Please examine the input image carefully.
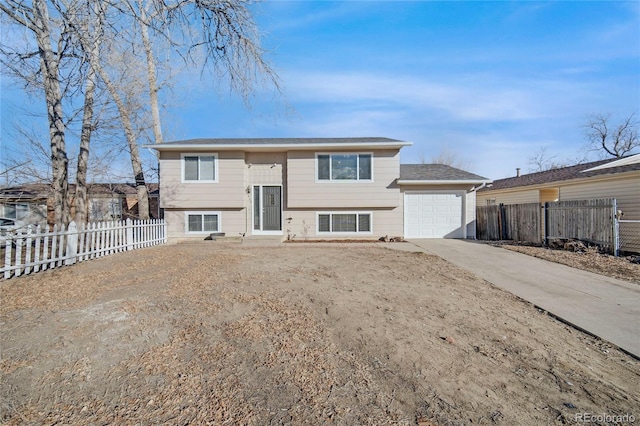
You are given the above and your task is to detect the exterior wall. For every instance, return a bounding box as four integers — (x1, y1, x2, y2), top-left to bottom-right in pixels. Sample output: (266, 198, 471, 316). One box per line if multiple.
(0, 201, 47, 227)
(559, 173, 640, 219)
(476, 189, 540, 206)
(159, 150, 245, 209)
(286, 149, 401, 208)
(164, 208, 247, 241)
(477, 172, 640, 220)
(246, 152, 285, 186)
(466, 190, 477, 239)
(399, 184, 478, 239)
(283, 208, 403, 240)
(539, 188, 559, 203)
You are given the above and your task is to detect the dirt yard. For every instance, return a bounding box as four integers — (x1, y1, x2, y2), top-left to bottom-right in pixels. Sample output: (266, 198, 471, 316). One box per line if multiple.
(494, 243, 640, 285)
(1, 243, 638, 425)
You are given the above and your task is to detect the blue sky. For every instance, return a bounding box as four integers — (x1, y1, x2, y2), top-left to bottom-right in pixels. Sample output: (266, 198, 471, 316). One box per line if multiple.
(2, 1, 639, 180)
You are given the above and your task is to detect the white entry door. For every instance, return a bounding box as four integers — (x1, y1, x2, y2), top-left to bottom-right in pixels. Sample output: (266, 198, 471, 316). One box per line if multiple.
(405, 192, 464, 238)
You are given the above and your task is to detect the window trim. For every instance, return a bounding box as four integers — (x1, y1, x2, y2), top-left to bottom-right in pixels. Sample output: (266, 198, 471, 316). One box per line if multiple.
(316, 211, 373, 234)
(315, 152, 374, 183)
(184, 211, 222, 234)
(181, 153, 218, 183)
(2, 203, 30, 220)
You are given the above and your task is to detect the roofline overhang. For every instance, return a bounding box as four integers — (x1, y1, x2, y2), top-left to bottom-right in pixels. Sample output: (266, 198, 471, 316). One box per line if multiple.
(581, 154, 640, 172)
(145, 141, 413, 151)
(398, 179, 492, 185)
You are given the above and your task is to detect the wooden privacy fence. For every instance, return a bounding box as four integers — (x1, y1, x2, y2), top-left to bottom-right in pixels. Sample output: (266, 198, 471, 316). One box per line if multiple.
(476, 203, 541, 243)
(1, 218, 167, 280)
(545, 198, 617, 252)
(476, 198, 620, 254)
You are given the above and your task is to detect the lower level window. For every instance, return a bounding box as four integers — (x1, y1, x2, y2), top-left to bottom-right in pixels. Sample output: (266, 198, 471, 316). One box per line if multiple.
(187, 212, 220, 233)
(318, 213, 371, 233)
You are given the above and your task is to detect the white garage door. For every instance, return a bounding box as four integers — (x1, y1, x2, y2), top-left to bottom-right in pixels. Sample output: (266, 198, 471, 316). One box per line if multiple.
(405, 192, 464, 238)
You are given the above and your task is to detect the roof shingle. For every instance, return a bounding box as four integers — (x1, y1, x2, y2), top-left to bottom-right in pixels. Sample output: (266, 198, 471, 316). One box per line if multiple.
(479, 156, 640, 192)
(399, 164, 489, 181)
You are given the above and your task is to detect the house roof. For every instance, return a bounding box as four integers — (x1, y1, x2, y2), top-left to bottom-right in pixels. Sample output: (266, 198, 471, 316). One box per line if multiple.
(398, 164, 490, 184)
(149, 137, 412, 151)
(0, 183, 160, 200)
(479, 156, 640, 192)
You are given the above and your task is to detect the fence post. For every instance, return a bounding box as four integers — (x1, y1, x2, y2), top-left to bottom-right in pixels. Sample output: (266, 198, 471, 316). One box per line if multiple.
(163, 220, 168, 244)
(613, 199, 620, 257)
(65, 221, 78, 265)
(126, 218, 134, 251)
(4, 237, 12, 279)
(498, 203, 506, 240)
(543, 202, 549, 247)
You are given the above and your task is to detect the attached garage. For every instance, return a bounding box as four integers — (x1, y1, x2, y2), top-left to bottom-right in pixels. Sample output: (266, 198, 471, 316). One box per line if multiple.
(404, 191, 464, 238)
(398, 164, 491, 240)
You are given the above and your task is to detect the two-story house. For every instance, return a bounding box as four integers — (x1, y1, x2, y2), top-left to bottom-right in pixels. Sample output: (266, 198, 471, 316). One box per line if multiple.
(151, 137, 490, 241)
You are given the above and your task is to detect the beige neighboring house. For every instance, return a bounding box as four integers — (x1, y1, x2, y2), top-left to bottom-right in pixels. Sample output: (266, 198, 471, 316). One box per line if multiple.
(150, 138, 490, 241)
(476, 154, 640, 219)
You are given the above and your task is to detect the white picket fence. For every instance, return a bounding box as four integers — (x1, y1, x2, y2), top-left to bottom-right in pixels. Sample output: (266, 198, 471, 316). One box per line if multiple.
(1, 219, 167, 280)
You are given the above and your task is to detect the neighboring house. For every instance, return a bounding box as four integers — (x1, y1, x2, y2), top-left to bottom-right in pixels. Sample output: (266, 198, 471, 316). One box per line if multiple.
(150, 137, 490, 241)
(476, 154, 640, 221)
(0, 184, 49, 226)
(0, 183, 160, 227)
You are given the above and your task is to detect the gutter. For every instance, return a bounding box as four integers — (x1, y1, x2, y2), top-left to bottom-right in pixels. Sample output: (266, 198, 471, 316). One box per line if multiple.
(397, 179, 492, 185)
(144, 142, 413, 151)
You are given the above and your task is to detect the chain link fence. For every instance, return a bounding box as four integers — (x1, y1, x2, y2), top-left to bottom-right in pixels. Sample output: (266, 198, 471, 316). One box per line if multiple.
(618, 220, 640, 255)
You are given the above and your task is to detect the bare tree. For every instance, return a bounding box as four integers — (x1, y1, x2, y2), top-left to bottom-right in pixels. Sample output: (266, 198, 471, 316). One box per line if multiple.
(428, 147, 472, 170)
(74, 14, 102, 223)
(3, 0, 283, 224)
(527, 147, 568, 172)
(114, 0, 282, 146)
(585, 113, 639, 159)
(1, 0, 71, 226)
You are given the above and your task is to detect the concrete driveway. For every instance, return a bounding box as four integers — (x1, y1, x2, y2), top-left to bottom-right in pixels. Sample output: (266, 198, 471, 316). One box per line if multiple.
(406, 239, 640, 358)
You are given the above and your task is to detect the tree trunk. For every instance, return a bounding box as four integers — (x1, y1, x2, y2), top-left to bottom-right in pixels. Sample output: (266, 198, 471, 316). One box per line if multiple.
(33, 0, 70, 227)
(74, 3, 103, 224)
(94, 66, 150, 219)
(75, 59, 97, 224)
(138, 3, 163, 145)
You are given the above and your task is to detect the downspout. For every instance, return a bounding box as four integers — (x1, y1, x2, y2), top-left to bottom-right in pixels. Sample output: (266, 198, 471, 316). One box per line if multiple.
(469, 182, 488, 192)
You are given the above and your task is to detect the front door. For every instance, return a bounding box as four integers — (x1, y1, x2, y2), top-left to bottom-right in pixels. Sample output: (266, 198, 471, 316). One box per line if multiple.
(253, 185, 282, 232)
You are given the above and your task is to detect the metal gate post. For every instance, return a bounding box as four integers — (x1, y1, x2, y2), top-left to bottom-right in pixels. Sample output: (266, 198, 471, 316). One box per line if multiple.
(613, 199, 620, 257)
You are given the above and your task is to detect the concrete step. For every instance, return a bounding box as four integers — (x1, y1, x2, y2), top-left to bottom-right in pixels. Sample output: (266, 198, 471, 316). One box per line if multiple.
(177, 236, 242, 244)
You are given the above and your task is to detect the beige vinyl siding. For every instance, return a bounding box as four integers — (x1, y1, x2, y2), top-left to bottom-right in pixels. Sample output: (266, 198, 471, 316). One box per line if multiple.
(286, 150, 400, 208)
(284, 208, 403, 239)
(559, 173, 640, 219)
(164, 208, 246, 241)
(466, 190, 477, 238)
(246, 152, 285, 186)
(476, 189, 540, 206)
(160, 151, 245, 209)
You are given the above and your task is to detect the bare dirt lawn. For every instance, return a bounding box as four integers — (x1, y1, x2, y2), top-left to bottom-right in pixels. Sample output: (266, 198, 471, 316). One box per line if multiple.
(494, 244, 640, 285)
(1, 244, 638, 425)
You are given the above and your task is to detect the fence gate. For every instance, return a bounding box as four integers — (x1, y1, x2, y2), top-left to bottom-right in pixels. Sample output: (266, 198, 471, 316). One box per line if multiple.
(544, 198, 617, 253)
(617, 219, 640, 255)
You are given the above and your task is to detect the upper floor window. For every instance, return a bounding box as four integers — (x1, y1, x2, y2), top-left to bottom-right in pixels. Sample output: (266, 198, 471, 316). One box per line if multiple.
(182, 154, 217, 182)
(317, 153, 372, 181)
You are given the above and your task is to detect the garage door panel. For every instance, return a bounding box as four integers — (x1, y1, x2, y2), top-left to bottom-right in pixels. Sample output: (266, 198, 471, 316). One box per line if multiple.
(405, 192, 464, 239)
